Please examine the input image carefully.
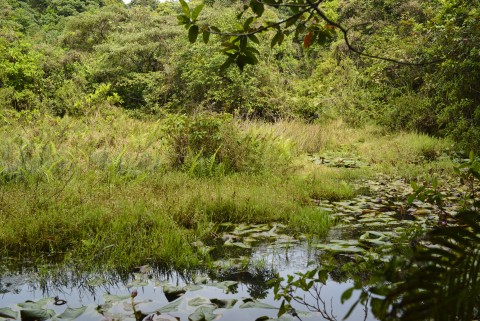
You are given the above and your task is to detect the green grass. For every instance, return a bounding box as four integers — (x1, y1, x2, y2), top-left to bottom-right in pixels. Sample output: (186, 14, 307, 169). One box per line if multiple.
(0, 110, 456, 271)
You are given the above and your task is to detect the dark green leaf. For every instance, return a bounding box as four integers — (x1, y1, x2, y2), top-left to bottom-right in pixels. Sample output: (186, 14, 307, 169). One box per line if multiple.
(243, 16, 254, 30)
(177, 14, 190, 26)
(343, 300, 359, 320)
(341, 287, 354, 303)
(250, 0, 264, 17)
(285, 14, 301, 28)
(240, 36, 247, 51)
(202, 31, 210, 44)
(295, 24, 306, 38)
(278, 300, 287, 316)
(179, 0, 190, 18)
(191, 3, 204, 20)
(245, 46, 260, 55)
(248, 34, 260, 44)
(189, 25, 199, 43)
(20, 309, 56, 321)
(271, 32, 282, 48)
(236, 58, 246, 71)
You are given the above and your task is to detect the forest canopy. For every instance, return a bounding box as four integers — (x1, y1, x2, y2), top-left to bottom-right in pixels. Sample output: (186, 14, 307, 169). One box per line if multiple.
(0, 0, 479, 150)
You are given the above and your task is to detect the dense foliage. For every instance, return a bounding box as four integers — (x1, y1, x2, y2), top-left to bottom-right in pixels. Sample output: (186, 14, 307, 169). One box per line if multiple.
(0, 0, 478, 150)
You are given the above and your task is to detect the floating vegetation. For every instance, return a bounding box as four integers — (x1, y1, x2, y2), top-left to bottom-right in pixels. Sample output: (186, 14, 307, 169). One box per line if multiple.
(311, 174, 474, 259)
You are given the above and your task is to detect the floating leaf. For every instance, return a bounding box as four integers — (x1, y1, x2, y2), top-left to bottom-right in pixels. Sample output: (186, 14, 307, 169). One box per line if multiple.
(194, 276, 209, 285)
(239, 299, 276, 309)
(87, 276, 106, 287)
(163, 285, 186, 302)
(157, 298, 183, 313)
(224, 239, 251, 249)
(57, 306, 87, 320)
(155, 280, 170, 287)
(20, 309, 56, 321)
(188, 306, 217, 321)
(314, 243, 365, 253)
(104, 294, 131, 303)
(210, 281, 238, 291)
(188, 297, 213, 308)
(184, 284, 203, 292)
(127, 279, 149, 287)
(18, 298, 52, 309)
(144, 313, 179, 321)
(0, 308, 18, 319)
(210, 298, 237, 309)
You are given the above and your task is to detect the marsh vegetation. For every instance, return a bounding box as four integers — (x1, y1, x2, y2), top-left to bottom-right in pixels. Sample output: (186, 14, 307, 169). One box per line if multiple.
(1, 0, 479, 319)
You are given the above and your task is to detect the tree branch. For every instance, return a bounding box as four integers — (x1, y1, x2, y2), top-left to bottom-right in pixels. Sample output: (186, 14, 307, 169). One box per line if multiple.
(304, 0, 443, 66)
(205, 3, 317, 37)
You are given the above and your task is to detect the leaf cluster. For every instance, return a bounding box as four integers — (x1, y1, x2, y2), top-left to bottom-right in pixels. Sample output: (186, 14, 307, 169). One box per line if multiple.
(177, 0, 338, 70)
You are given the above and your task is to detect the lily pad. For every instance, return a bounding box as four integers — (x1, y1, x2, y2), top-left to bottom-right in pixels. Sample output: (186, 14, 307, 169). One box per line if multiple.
(87, 276, 106, 286)
(163, 285, 186, 301)
(193, 276, 209, 285)
(143, 312, 179, 321)
(210, 298, 237, 309)
(17, 298, 51, 309)
(20, 309, 56, 321)
(239, 299, 277, 309)
(188, 297, 214, 308)
(0, 307, 18, 319)
(314, 243, 365, 254)
(155, 280, 170, 287)
(188, 306, 218, 321)
(210, 281, 238, 291)
(57, 306, 87, 320)
(224, 239, 251, 249)
(157, 298, 183, 313)
(184, 284, 203, 292)
(104, 294, 131, 303)
(127, 279, 149, 287)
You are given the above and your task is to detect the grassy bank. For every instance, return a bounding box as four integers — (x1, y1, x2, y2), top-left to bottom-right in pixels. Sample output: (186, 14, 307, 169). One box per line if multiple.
(0, 110, 454, 270)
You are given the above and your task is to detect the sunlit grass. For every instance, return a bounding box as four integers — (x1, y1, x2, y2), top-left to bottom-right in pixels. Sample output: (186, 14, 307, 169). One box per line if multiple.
(0, 111, 456, 270)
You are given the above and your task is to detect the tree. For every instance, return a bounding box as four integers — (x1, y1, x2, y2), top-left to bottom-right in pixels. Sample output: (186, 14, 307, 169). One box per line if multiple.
(177, 0, 443, 71)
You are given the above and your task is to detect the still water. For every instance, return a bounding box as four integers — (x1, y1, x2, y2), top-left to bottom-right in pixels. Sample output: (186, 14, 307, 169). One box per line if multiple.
(1, 236, 377, 321)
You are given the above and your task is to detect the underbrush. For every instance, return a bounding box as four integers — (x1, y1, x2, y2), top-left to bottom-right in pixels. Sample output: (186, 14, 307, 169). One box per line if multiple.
(0, 111, 456, 270)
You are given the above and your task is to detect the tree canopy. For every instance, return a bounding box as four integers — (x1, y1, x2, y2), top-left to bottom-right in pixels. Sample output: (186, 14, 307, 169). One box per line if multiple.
(0, 0, 478, 150)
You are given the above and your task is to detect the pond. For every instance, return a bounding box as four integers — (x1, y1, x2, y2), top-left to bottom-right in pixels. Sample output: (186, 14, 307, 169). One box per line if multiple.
(2, 172, 468, 321)
(1, 227, 375, 321)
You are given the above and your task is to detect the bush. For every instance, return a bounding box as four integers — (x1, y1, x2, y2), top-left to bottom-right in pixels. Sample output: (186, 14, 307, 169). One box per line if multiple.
(162, 112, 293, 176)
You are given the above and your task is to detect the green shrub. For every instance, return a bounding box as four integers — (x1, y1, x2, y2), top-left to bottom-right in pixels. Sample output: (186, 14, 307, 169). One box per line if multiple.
(162, 112, 294, 175)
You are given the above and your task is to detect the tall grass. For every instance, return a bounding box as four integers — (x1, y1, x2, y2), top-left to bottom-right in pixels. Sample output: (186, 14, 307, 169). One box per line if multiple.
(0, 111, 455, 270)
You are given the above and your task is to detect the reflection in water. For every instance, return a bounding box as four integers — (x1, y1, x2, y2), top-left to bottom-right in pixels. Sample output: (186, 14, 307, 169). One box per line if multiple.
(0, 237, 378, 321)
(212, 265, 276, 299)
